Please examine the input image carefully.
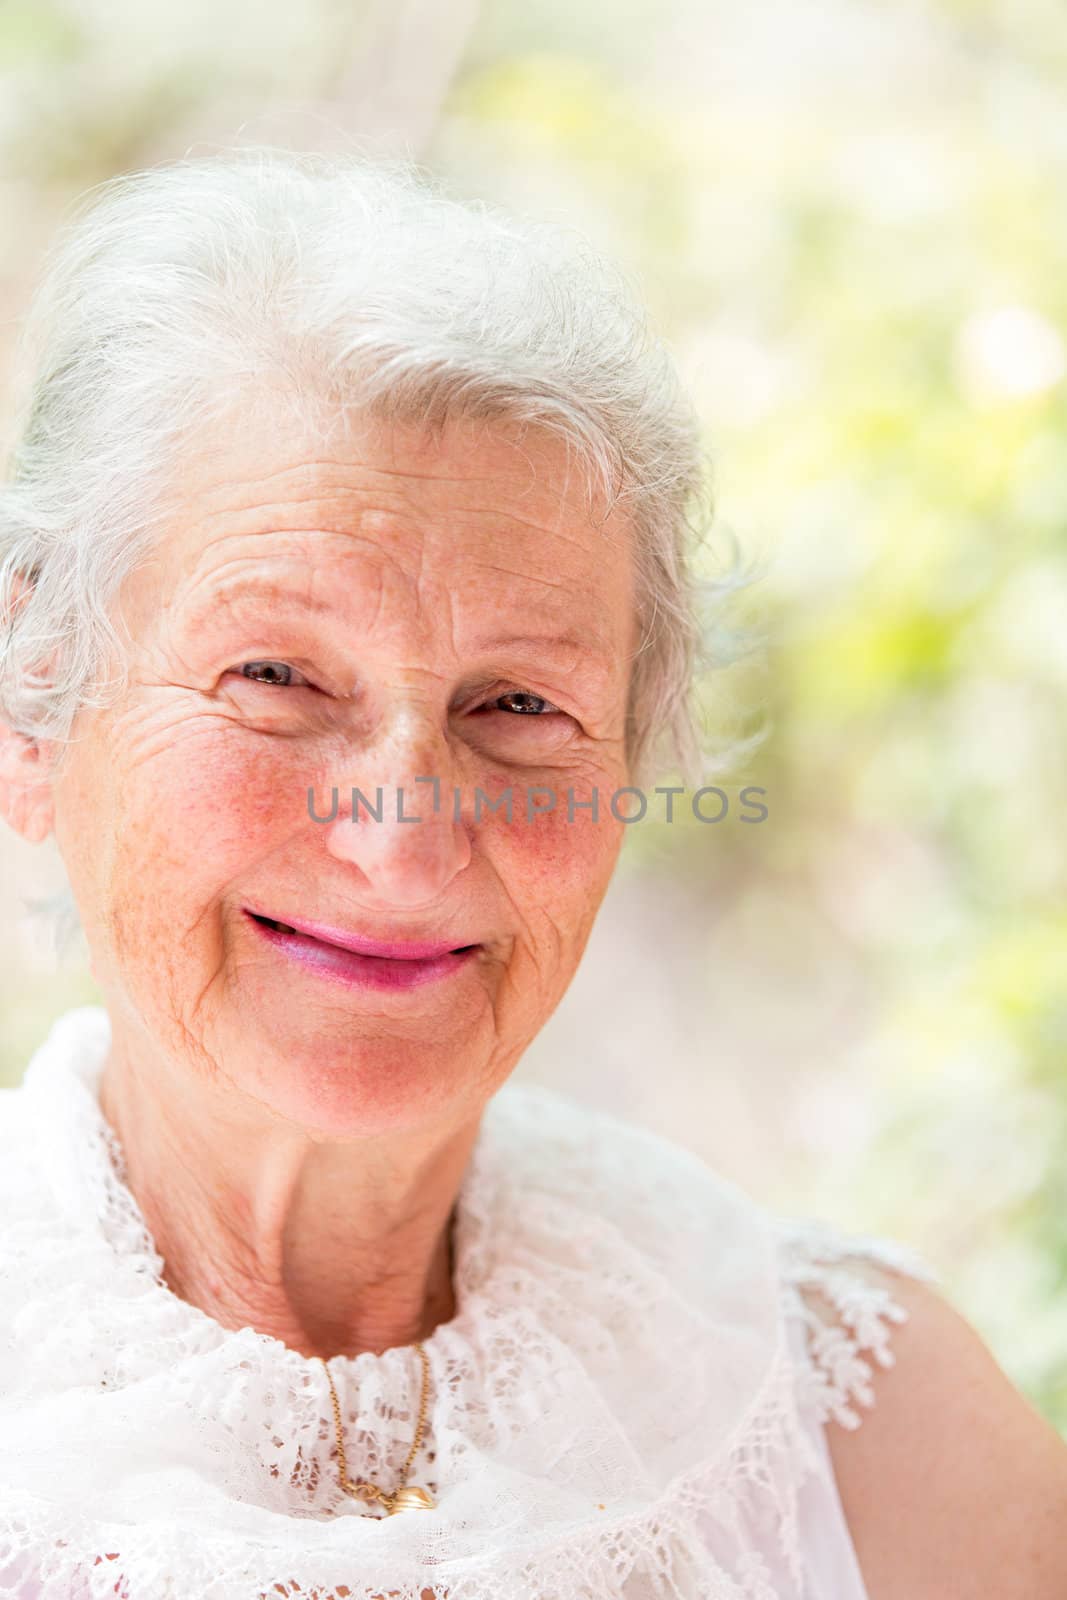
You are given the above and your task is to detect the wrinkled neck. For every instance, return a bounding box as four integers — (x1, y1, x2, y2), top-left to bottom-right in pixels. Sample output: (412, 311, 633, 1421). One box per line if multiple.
(98, 1031, 479, 1359)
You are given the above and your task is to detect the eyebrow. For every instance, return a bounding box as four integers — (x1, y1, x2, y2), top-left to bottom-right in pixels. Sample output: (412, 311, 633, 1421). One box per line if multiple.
(181, 585, 616, 664)
(177, 582, 335, 627)
(470, 633, 615, 671)
(185, 585, 617, 646)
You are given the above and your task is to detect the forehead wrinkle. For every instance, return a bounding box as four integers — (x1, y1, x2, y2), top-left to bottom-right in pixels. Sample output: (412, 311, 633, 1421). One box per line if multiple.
(167, 527, 408, 613)
(468, 560, 595, 599)
(186, 488, 410, 543)
(178, 447, 568, 525)
(167, 436, 602, 547)
(458, 501, 607, 547)
(166, 507, 607, 631)
(166, 542, 626, 671)
(175, 495, 590, 571)
(181, 452, 492, 504)
(174, 576, 336, 628)
(152, 445, 629, 645)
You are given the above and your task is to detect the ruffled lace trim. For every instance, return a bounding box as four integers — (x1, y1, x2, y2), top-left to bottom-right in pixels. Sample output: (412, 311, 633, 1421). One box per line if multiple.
(0, 1351, 836, 1600)
(776, 1218, 939, 1430)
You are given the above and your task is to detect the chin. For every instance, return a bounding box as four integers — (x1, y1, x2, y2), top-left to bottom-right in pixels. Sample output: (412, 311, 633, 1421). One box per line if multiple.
(234, 1011, 493, 1139)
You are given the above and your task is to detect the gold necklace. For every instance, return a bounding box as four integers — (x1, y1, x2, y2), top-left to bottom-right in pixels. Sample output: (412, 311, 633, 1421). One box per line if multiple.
(320, 1344, 437, 1515)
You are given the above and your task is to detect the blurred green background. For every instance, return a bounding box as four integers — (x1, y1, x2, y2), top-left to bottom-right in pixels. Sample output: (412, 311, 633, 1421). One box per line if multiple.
(1, 0, 1064, 1426)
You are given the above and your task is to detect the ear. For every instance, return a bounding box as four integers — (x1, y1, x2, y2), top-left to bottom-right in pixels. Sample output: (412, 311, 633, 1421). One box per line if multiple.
(0, 565, 63, 845)
(0, 720, 59, 844)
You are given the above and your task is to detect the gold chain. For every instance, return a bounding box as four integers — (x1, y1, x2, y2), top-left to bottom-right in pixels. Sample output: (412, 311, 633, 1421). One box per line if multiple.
(320, 1344, 436, 1515)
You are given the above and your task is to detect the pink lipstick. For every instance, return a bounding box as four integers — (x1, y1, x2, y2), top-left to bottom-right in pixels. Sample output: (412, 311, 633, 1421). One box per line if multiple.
(244, 909, 480, 992)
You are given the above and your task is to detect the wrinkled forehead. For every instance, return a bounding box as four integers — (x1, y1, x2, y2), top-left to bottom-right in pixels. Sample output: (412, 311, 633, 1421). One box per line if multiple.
(169, 392, 620, 526)
(148, 404, 631, 600)
(121, 402, 638, 666)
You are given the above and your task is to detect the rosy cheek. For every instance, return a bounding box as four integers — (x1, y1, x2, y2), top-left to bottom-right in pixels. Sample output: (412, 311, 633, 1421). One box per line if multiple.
(188, 741, 300, 842)
(477, 781, 624, 910)
(111, 733, 294, 910)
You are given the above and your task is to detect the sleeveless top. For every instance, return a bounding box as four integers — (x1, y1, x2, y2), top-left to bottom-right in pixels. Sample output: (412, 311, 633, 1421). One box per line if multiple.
(0, 1006, 935, 1600)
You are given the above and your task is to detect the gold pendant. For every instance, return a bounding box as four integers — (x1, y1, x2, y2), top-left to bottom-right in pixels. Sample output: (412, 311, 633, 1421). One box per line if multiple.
(386, 1485, 436, 1514)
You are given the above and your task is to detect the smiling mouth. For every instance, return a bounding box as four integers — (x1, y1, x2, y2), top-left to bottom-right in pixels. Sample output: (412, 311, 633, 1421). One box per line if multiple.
(246, 911, 479, 958)
(244, 910, 483, 993)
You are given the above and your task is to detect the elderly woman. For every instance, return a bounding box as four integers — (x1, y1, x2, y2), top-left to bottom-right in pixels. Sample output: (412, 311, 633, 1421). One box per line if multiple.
(0, 150, 1063, 1600)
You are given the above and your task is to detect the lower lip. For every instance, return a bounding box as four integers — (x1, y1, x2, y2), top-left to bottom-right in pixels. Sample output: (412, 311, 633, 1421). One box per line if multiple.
(246, 914, 479, 992)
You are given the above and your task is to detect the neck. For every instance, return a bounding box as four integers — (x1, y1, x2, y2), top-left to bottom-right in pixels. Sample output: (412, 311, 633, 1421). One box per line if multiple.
(98, 1023, 481, 1360)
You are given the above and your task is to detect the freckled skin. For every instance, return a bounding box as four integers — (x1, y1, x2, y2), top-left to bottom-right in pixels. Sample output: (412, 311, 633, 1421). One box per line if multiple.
(10, 407, 638, 1356)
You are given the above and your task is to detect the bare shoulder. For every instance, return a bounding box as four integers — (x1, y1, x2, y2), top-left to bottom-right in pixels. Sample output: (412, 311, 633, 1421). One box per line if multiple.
(819, 1262, 1067, 1600)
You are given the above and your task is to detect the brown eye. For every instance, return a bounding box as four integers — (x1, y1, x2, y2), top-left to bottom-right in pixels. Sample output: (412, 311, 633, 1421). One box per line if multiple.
(494, 690, 560, 715)
(239, 660, 310, 688)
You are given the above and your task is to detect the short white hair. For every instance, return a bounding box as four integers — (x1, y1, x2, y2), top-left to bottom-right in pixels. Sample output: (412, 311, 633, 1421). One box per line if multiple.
(1, 145, 750, 800)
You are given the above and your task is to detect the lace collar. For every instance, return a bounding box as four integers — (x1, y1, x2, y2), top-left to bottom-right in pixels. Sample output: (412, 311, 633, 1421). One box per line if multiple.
(1, 1005, 820, 1599)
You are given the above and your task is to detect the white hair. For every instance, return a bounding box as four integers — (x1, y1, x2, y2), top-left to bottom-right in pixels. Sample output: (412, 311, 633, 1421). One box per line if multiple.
(1, 146, 753, 820)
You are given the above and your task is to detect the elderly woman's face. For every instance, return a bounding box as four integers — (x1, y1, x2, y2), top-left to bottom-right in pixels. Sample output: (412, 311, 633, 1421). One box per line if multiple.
(49, 411, 636, 1133)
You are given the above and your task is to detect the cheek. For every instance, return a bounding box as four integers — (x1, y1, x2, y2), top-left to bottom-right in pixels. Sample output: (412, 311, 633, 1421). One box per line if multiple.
(100, 726, 298, 957)
(482, 776, 626, 954)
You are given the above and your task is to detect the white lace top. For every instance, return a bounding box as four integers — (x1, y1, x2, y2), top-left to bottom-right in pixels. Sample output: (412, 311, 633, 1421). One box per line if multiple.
(0, 1006, 934, 1600)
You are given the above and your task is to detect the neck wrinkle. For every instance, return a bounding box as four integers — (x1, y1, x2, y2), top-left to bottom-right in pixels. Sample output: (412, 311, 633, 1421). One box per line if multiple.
(97, 1037, 478, 1360)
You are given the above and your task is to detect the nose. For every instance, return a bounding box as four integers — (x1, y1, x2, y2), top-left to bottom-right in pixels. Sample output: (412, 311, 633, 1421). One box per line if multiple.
(317, 715, 472, 910)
